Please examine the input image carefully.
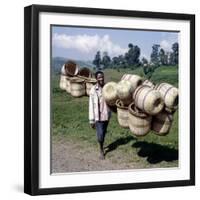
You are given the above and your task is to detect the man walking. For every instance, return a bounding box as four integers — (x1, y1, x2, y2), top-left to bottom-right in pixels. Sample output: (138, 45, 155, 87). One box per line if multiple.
(89, 71, 111, 160)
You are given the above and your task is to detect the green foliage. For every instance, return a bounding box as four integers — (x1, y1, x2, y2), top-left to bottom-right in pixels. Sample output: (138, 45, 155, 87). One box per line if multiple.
(141, 57, 148, 65)
(93, 51, 101, 70)
(125, 44, 140, 66)
(143, 65, 155, 79)
(150, 44, 160, 65)
(101, 51, 111, 69)
(159, 48, 167, 65)
(171, 42, 179, 65)
(91, 42, 179, 73)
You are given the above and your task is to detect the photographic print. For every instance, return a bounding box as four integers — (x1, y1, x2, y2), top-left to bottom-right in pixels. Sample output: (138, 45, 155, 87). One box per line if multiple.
(51, 26, 179, 173)
(24, 5, 195, 195)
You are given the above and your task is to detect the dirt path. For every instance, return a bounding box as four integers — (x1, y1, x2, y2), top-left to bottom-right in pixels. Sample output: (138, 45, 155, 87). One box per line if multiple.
(51, 135, 142, 173)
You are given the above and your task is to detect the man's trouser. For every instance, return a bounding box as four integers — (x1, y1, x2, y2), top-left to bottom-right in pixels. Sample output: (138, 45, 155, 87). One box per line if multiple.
(95, 121, 109, 143)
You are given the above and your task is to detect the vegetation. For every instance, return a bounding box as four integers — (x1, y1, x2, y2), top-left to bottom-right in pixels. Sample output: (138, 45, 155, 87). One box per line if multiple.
(92, 42, 179, 71)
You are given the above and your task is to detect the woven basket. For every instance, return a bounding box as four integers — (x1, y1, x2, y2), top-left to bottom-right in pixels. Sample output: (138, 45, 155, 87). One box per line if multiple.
(116, 80, 133, 106)
(142, 79, 155, 88)
(70, 77, 86, 97)
(133, 85, 164, 115)
(61, 64, 66, 75)
(59, 75, 67, 90)
(128, 102, 152, 136)
(152, 110, 173, 136)
(78, 67, 92, 78)
(102, 82, 118, 106)
(165, 106, 177, 114)
(85, 78, 97, 96)
(116, 99, 129, 128)
(121, 74, 143, 91)
(65, 76, 72, 93)
(63, 60, 79, 76)
(155, 83, 178, 111)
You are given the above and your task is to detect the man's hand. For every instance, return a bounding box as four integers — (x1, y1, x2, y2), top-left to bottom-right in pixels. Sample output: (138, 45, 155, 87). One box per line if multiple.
(90, 123, 95, 129)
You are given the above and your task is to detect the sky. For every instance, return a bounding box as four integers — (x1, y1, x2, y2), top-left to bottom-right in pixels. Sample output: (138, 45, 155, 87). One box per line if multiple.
(52, 25, 179, 61)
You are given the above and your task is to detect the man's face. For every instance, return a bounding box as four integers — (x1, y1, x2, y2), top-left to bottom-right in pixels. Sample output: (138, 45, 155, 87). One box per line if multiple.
(96, 73, 104, 86)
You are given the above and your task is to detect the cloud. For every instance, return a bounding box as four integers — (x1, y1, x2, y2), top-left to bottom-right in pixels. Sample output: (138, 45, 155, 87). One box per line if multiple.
(140, 53, 148, 59)
(160, 40, 172, 52)
(52, 33, 127, 57)
(160, 32, 178, 52)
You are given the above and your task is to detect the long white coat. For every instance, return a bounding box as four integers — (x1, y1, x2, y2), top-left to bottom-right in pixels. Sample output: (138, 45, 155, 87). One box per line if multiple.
(89, 84, 111, 124)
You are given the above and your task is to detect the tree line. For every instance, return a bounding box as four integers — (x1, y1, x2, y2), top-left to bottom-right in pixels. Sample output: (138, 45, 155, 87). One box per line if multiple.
(92, 42, 179, 72)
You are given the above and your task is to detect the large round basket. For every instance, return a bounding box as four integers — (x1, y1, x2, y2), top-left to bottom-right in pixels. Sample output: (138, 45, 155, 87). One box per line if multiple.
(85, 78, 97, 96)
(128, 102, 152, 136)
(121, 74, 143, 91)
(102, 82, 118, 106)
(116, 80, 134, 106)
(70, 77, 86, 97)
(152, 110, 173, 136)
(116, 99, 129, 128)
(142, 79, 155, 88)
(61, 64, 66, 75)
(65, 76, 72, 93)
(63, 60, 79, 76)
(133, 85, 164, 115)
(78, 67, 92, 78)
(154, 83, 178, 111)
(59, 75, 67, 90)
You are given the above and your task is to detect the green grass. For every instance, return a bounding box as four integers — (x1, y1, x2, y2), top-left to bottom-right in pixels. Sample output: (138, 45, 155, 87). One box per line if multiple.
(151, 66, 178, 87)
(102, 66, 178, 87)
(52, 66, 178, 168)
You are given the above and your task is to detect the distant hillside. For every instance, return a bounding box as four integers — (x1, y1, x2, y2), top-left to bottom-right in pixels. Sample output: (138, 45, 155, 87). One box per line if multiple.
(52, 57, 95, 74)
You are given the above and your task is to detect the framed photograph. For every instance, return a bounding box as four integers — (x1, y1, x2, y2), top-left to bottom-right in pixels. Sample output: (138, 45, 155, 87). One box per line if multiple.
(24, 4, 195, 195)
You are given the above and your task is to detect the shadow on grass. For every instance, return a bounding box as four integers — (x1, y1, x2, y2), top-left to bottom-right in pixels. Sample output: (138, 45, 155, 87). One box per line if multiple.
(105, 135, 136, 155)
(132, 141, 178, 164)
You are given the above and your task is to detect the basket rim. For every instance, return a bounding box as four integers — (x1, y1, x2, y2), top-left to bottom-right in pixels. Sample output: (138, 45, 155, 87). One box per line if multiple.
(85, 78, 97, 83)
(70, 77, 85, 83)
(64, 60, 79, 76)
(116, 99, 128, 109)
(143, 79, 155, 84)
(128, 102, 149, 118)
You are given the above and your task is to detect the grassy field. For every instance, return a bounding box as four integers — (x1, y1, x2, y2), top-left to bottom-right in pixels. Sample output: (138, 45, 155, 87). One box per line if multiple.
(52, 66, 178, 169)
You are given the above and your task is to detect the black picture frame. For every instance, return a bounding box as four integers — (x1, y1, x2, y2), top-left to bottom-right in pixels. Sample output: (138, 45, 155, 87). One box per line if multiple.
(24, 4, 195, 196)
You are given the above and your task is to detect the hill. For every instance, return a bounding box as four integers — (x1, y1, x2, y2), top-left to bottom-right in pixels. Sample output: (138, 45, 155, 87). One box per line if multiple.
(52, 57, 95, 74)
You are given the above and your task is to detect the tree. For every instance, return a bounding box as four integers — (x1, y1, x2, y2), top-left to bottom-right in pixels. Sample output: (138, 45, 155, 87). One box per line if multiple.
(169, 52, 174, 65)
(128, 43, 134, 48)
(118, 55, 127, 68)
(92, 51, 101, 70)
(172, 42, 179, 65)
(141, 57, 148, 66)
(101, 51, 111, 69)
(125, 43, 141, 67)
(164, 52, 170, 66)
(150, 44, 160, 66)
(143, 63, 155, 80)
(168, 43, 179, 66)
(159, 48, 166, 65)
(112, 56, 120, 66)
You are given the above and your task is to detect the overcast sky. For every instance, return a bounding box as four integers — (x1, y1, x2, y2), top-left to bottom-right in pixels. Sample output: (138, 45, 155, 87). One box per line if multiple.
(52, 26, 178, 61)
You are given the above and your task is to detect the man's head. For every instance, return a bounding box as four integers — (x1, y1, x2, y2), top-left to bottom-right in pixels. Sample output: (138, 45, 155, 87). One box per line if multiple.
(95, 71, 104, 87)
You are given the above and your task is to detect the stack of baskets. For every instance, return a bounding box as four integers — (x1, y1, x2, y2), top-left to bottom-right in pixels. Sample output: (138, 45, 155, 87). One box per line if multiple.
(59, 61, 178, 137)
(102, 74, 178, 137)
(59, 60, 96, 97)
